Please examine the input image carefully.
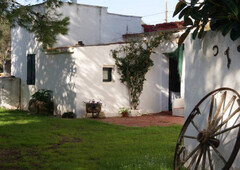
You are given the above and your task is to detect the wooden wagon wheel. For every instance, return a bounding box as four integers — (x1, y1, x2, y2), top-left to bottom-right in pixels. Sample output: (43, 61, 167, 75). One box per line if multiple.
(174, 87, 240, 170)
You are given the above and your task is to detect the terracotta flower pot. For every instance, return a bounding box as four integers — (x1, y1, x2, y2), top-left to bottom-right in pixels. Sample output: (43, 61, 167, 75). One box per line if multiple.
(121, 112, 128, 117)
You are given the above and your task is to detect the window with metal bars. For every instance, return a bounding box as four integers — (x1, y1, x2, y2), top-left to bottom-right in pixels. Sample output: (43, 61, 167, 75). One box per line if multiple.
(27, 54, 35, 85)
(103, 67, 112, 82)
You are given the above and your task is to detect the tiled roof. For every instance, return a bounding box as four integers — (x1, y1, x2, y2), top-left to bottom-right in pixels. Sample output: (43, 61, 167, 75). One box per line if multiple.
(142, 21, 184, 32)
(122, 21, 185, 39)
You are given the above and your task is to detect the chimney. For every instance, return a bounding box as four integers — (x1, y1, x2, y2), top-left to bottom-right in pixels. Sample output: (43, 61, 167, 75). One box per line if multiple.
(77, 41, 84, 46)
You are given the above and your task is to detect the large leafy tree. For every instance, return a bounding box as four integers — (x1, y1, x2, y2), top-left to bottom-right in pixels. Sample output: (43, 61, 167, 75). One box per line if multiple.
(0, 0, 70, 49)
(174, 0, 240, 46)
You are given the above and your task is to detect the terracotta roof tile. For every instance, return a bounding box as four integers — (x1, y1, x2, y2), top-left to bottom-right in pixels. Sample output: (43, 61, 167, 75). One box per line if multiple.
(142, 21, 184, 32)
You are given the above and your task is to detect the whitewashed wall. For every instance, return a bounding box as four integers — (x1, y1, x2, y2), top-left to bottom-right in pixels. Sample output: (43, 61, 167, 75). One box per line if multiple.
(74, 43, 174, 117)
(12, 3, 142, 48)
(11, 26, 174, 117)
(11, 26, 77, 115)
(52, 3, 142, 46)
(183, 31, 240, 168)
(11, 2, 143, 116)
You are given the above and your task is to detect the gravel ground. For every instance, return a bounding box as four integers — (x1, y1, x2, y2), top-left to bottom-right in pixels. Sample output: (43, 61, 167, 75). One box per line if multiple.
(95, 111, 184, 127)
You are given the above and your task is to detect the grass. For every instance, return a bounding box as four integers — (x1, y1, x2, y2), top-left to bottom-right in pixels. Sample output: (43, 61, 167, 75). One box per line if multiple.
(0, 109, 182, 170)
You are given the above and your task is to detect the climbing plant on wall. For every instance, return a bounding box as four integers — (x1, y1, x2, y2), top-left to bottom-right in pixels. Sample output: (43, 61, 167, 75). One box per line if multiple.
(174, 0, 240, 46)
(112, 33, 171, 109)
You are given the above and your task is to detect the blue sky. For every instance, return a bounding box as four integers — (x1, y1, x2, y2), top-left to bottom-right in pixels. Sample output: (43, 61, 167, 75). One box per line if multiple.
(17, 0, 180, 24)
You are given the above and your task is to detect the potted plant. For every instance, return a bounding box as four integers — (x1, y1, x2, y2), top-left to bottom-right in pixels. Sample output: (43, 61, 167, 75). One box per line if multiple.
(28, 89, 54, 115)
(119, 107, 131, 117)
(85, 100, 102, 118)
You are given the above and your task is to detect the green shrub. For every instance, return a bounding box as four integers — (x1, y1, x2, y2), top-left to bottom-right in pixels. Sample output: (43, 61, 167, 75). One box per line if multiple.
(31, 89, 52, 103)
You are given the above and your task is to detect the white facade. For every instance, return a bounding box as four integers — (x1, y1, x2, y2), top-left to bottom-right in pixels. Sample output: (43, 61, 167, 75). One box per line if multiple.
(11, 33, 174, 117)
(183, 31, 240, 168)
(10, 3, 179, 118)
(41, 2, 142, 46)
(74, 44, 172, 117)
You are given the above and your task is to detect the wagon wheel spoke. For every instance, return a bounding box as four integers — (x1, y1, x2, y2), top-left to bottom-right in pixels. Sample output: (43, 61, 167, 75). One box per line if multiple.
(207, 146, 214, 170)
(177, 145, 186, 160)
(178, 144, 201, 168)
(183, 135, 197, 140)
(211, 123, 240, 137)
(194, 146, 204, 170)
(191, 120, 201, 133)
(187, 148, 200, 170)
(208, 95, 215, 129)
(209, 142, 227, 164)
(214, 96, 236, 126)
(212, 106, 240, 134)
(210, 91, 226, 131)
(213, 91, 226, 120)
(201, 145, 207, 170)
(212, 92, 226, 120)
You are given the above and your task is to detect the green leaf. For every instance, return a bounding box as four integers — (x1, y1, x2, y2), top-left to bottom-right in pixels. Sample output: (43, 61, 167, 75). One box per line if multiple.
(213, 15, 229, 20)
(210, 20, 222, 31)
(191, 0, 198, 7)
(230, 24, 240, 41)
(183, 16, 193, 26)
(179, 6, 191, 19)
(190, 7, 202, 20)
(221, 22, 232, 36)
(222, 0, 239, 16)
(192, 26, 200, 39)
(173, 1, 186, 17)
(193, 20, 200, 27)
(207, 0, 222, 7)
(178, 28, 191, 46)
(198, 26, 205, 39)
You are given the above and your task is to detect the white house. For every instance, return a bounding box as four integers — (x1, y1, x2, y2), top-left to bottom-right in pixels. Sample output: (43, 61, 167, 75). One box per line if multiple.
(10, 2, 181, 117)
(182, 31, 240, 168)
(31, 2, 143, 47)
(11, 42, 175, 117)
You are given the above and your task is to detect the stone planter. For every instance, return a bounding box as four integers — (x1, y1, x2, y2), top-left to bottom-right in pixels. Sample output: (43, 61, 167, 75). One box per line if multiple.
(86, 103, 102, 118)
(129, 109, 142, 117)
(28, 99, 54, 115)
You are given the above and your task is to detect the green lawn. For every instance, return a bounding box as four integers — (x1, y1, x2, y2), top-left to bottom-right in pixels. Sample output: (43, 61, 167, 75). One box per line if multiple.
(0, 109, 181, 170)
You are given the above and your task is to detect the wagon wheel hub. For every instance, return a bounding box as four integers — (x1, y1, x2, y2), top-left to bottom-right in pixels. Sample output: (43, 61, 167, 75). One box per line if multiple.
(197, 130, 210, 144)
(197, 130, 220, 148)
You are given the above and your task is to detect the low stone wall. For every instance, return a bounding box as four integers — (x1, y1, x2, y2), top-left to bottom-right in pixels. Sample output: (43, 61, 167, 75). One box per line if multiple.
(0, 77, 21, 109)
